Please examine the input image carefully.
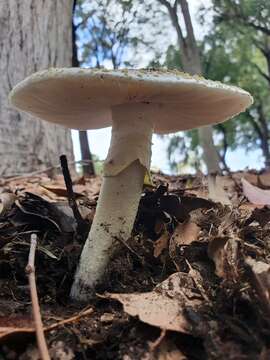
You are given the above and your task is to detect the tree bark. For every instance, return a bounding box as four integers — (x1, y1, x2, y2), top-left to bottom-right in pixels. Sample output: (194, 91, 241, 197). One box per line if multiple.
(0, 0, 74, 176)
(178, 0, 220, 173)
(158, 0, 221, 173)
(78, 131, 95, 175)
(72, 0, 95, 176)
(251, 106, 270, 170)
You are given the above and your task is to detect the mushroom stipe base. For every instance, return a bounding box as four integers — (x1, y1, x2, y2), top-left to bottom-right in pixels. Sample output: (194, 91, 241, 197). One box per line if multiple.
(70, 159, 146, 301)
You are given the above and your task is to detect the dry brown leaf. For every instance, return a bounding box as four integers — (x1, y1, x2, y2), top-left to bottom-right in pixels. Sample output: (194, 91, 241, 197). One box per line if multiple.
(208, 237, 239, 279)
(41, 184, 87, 199)
(154, 232, 170, 257)
(0, 315, 35, 342)
(245, 257, 270, 315)
(242, 178, 270, 205)
(258, 171, 270, 187)
(186, 261, 210, 302)
(208, 237, 229, 278)
(100, 313, 114, 323)
(49, 341, 75, 360)
(20, 341, 75, 360)
(157, 340, 187, 360)
(105, 272, 202, 333)
(0, 308, 93, 343)
(78, 204, 95, 222)
(234, 171, 270, 188)
(0, 192, 17, 215)
(208, 174, 231, 205)
(171, 221, 201, 246)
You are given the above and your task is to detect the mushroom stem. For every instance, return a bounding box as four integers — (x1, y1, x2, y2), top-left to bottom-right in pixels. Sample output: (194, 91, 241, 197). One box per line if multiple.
(71, 104, 153, 301)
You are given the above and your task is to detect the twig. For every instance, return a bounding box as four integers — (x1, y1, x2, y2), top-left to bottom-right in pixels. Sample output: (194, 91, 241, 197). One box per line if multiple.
(113, 235, 144, 264)
(60, 155, 90, 241)
(3, 159, 102, 181)
(148, 328, 166, 351)
(0, 308, 94, 336)
(25, 234, 50, 360)
(45, 307, 93, 331)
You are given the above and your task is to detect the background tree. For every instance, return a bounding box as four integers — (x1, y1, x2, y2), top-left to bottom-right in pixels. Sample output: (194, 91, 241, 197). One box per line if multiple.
(157, 0, 221, 173)
(166, 0, 270, 172)
(0, 0, 74, 175)
(211, 0, 270, 168)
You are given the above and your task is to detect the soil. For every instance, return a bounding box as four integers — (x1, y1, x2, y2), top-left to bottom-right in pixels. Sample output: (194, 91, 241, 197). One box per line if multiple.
(0, 170, 269, 359)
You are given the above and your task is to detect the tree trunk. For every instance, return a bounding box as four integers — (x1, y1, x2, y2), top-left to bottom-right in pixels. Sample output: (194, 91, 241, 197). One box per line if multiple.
(261, 136, 270, 170)
(78, 131, 95, 175)
(0, 0, 74, 176)
(178, 0, 220, 173)
(72, 0, 95, 176)
(257, 106, 270, 169)
(158, 0, 221, 173)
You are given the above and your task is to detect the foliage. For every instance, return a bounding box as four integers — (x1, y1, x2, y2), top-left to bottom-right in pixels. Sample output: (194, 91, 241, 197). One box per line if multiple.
(166, 0, 270, 171)
(74, 0, 168, 69)
(210, 0, 270, 168)
(75, 0, 135, 68)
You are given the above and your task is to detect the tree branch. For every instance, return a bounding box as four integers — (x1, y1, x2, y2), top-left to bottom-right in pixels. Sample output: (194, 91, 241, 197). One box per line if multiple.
(252, 62, 270, 84)
(157, 0, 186, 50)
(248, 114, 264, 140)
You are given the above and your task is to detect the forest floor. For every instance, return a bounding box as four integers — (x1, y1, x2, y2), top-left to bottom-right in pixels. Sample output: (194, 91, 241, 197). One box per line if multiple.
(0, 166, 269, 359)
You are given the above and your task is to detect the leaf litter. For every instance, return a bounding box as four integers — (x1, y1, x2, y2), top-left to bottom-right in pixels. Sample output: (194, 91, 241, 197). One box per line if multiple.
(0, 169, 269, 359)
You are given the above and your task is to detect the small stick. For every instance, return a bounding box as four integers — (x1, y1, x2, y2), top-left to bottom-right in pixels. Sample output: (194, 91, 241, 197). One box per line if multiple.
(148, 328, 166, 351)
(26, 234, 50, 360)
(45, 307, 93, 331)
(60, 155, 89, 241)
(0, 308, 94, 335)
(114, 235, 144, 264)
(3, 159, 102, 181)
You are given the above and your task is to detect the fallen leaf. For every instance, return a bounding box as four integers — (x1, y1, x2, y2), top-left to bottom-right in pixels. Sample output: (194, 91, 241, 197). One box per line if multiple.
(49, 341, 75, 360)
(9, 192, 76, 233)
(0, 192, 17, 215)
(245, 257, 270, 316)
(41, 184, 85, 199)
(0, 315, 34, 342)
(105, 272, 202, 333)
(137, 186, 214, 240)
(157, 340, 187, 360)
(154, 232, 170, 257)
(0, 308, 93, 343)
(180, 195, 215, 214)
(244, 206, 270, 227)
(20, 341, 75, 360)
(171, 221, 201, 246)
(208, 237, 239, 279)
(242, 178, 270, 205)
(208, 174, 231, 205)
(249, 171, 270, 189)
(208, 237, 229, 276)
(186, 261, 209, 302)
(100, 313, 114, 323)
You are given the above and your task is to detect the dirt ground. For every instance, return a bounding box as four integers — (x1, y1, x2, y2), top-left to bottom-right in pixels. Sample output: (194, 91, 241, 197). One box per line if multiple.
(0, 168, 269, 359)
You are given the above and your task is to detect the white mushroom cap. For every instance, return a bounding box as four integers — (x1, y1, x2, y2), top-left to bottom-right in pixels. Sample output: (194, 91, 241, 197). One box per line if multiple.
(9, 68, 253, 134)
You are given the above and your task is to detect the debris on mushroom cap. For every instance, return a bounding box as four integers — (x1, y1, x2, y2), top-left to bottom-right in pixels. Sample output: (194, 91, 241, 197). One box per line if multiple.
(9, 68, 253, 134)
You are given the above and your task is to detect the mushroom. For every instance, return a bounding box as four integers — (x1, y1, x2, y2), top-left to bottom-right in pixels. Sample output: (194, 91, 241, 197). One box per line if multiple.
(9, 68, 253, 301)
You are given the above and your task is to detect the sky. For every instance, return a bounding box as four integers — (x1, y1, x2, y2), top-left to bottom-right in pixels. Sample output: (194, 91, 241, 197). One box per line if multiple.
(72, 0, 264, 174)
